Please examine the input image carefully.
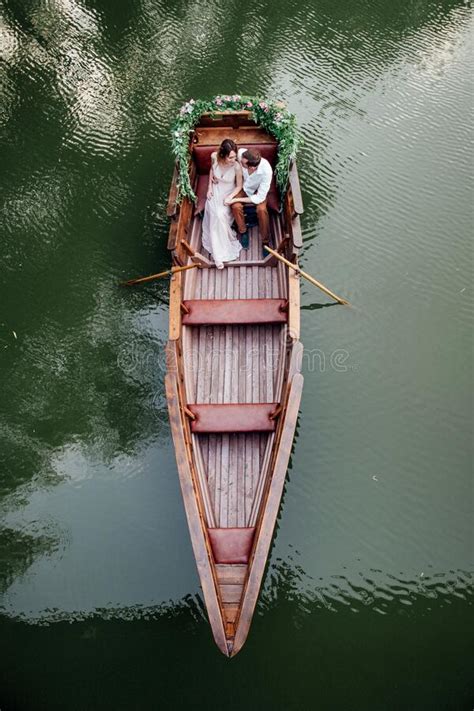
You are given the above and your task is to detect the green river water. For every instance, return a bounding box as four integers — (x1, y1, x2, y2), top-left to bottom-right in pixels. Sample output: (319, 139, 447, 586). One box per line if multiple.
(0, 1, 473, 709)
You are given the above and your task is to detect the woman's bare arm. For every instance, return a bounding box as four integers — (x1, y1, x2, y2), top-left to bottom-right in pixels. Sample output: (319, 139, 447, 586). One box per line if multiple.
(207, 152, 217, 199)
(226, 163, 243, 200)
(207, 167, 214, 199)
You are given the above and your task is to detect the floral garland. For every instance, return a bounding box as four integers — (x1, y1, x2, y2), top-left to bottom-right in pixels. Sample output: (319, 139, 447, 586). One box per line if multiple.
(171, 95, 300, 204)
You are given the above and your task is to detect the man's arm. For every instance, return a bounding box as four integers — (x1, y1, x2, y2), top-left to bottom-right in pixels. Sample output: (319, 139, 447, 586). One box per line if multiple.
(225, 195, 253, 205)
(250, 164, 272, 205)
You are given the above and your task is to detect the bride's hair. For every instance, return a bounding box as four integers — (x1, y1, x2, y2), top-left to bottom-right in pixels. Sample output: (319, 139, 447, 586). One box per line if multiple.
(218, 138, 237, 161)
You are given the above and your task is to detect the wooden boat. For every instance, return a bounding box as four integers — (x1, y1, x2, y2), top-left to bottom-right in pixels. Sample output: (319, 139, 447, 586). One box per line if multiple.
(165, 107, 304, 656)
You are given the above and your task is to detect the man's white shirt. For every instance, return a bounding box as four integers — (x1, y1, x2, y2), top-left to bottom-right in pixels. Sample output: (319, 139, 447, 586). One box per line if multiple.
(238, 148, 272, 205)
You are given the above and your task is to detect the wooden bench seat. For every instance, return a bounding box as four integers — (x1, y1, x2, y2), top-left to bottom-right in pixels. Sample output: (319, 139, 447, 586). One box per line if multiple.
(208, 527, 255, 564)
(182, 298, 288, 326)
(188, 403, 279, 433)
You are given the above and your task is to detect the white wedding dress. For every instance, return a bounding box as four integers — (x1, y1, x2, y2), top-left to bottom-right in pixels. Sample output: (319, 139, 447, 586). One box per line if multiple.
(202, 154, 241, 267)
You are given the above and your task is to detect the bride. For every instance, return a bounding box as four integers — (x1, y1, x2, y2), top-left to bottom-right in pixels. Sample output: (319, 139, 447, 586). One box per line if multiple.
(202, 139, 243, 269)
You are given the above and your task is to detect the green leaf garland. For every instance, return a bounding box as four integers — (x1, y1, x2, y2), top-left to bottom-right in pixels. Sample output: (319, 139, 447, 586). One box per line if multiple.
(170, 95, 300, 204)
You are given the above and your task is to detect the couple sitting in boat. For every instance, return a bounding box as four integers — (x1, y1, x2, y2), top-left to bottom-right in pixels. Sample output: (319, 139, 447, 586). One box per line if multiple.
(202, 139, 272, 269)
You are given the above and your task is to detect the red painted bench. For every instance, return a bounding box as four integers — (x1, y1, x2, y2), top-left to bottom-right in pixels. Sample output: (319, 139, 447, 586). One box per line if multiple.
(188, 403, 279, 433)
(208, 527, 255, 564)
(182, 298, 288, 326)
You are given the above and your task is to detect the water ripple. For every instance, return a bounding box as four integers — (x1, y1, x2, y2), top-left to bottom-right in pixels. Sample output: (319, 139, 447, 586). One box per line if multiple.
(0, 1, 471, 680)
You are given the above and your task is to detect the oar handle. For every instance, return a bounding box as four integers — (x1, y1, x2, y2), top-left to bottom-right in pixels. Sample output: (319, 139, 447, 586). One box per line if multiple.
(264, 246, 349, 305)
(121, 263, 199, 287)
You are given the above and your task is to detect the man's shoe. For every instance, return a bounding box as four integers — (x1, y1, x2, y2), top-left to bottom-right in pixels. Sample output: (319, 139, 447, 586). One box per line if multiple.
(240, 231, 249, 249)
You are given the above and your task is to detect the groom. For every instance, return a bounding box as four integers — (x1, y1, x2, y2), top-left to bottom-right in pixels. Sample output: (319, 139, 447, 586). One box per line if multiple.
(224, 148, 272, 249)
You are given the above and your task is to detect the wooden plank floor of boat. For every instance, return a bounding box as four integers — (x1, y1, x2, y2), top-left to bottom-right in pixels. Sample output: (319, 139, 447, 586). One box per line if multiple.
(183, 215, 287, 517)
(180, 213, 289, 645)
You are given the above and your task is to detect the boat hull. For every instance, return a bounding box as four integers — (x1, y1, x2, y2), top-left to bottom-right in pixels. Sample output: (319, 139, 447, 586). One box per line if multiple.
(165, 111, 304, 655)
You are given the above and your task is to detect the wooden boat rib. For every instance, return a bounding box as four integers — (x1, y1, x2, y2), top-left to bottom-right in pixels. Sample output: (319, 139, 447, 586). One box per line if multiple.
(165, 109, 304, 656)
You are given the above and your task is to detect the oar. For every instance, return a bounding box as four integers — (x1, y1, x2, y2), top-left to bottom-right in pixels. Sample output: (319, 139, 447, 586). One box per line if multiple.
(264, 246, 349, 305)
(120, 263, 200, 287)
